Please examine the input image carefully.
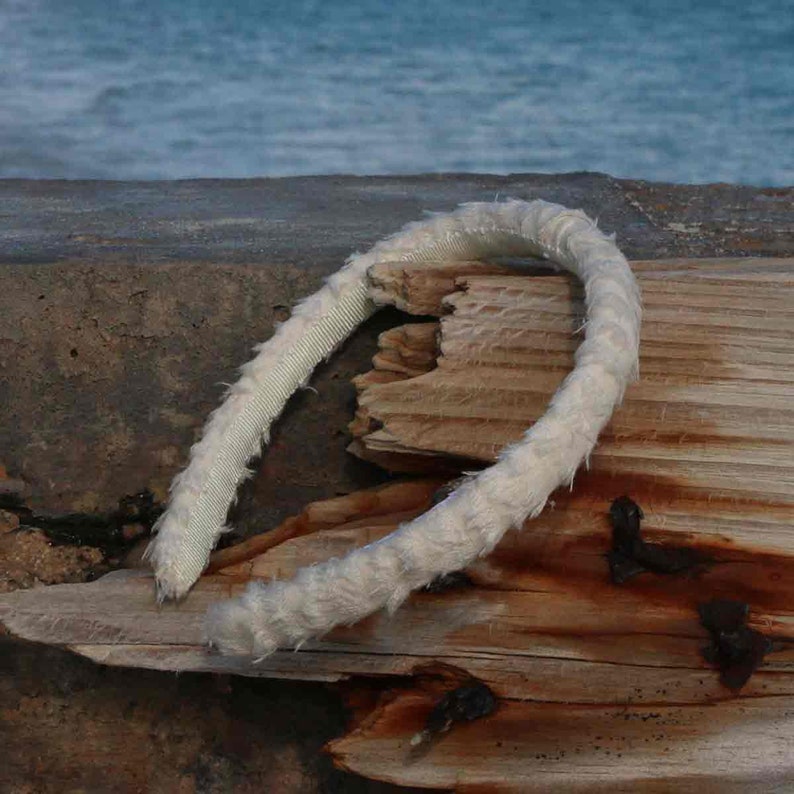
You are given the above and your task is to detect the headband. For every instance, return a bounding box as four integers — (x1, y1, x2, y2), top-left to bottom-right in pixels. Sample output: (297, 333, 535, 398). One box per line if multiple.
(146, 199, 642, 656)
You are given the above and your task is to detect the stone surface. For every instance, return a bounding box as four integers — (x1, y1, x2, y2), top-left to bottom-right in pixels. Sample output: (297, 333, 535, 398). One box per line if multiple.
(0, 522, 104, 593)
(0, 173, 791, 792)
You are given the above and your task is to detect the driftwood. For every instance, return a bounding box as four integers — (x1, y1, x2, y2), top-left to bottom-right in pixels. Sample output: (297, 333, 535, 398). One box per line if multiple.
(1, 257, 792, 791)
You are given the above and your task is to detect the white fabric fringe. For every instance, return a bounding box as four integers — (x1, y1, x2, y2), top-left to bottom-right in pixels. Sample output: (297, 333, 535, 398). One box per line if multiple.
(146, 200, 641, 656)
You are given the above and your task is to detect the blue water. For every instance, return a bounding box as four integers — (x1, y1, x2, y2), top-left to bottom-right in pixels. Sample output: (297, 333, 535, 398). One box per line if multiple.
(1, 0, 792, 184)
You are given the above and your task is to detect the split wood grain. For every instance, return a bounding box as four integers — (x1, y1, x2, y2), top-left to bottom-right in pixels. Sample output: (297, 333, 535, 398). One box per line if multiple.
(353, 260, 794, 527)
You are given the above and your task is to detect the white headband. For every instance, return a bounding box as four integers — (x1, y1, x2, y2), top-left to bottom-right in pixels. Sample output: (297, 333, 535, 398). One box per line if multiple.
(146, 199, 642, 656)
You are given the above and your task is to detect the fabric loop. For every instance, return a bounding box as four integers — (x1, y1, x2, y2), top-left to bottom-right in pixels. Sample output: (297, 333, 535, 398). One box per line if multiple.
(145, 200, 641, 658)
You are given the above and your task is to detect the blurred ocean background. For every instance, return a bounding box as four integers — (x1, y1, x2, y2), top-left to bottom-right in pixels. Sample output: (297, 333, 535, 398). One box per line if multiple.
(0, 0, 791, 184)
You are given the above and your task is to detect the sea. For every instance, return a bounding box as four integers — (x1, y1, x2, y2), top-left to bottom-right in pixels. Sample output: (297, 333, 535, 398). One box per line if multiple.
(1, 0, 792, 185)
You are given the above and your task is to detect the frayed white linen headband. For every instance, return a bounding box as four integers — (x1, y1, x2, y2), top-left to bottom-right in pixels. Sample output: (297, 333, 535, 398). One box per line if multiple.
(146, 199, 641, 656)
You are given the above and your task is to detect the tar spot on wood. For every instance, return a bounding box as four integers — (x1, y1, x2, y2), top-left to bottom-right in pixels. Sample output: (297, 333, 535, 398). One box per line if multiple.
(607, 496, 709, 584)
(411, 680, 497, 751)
(425, 681, 497, 734)
(698, 599, 773, 690)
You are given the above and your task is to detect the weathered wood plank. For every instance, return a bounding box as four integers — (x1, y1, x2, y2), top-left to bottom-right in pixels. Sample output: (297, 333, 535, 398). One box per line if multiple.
(2, 492, 792, 701)
(327, 689, 794, 792)
(353, 262, 794, 520)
